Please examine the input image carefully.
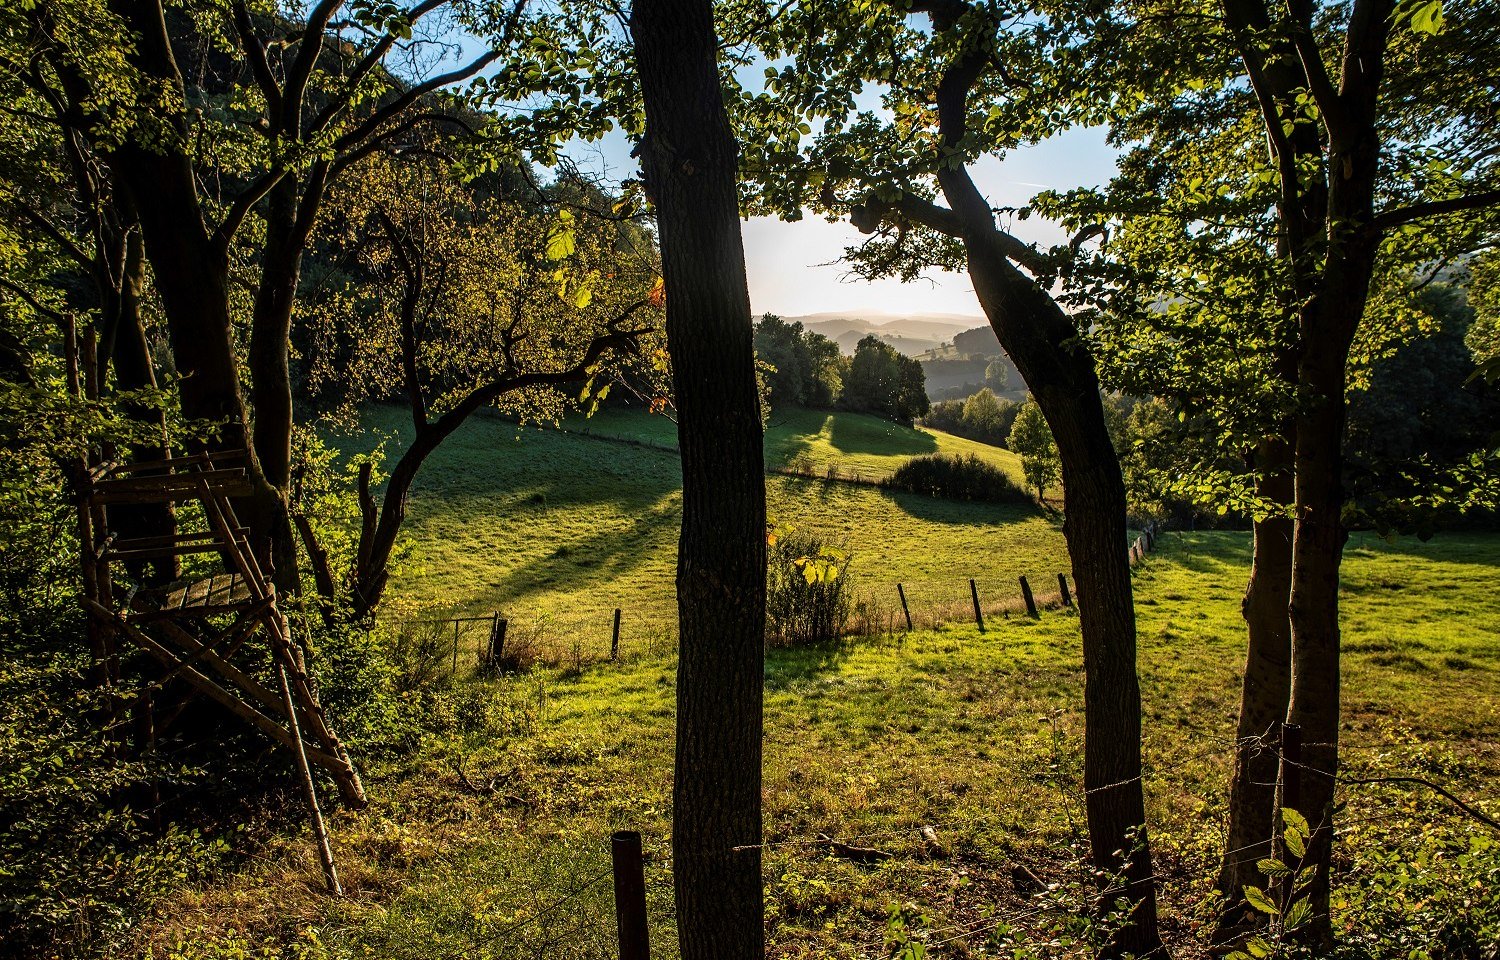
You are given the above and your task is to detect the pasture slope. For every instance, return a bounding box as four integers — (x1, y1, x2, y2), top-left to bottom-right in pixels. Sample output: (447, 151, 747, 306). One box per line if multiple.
(139, 407, 1500, 959)
(337, 405, 1064, 645)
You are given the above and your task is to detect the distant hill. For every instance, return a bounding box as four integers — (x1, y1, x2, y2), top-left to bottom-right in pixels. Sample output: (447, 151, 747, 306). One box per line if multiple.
(779, 311, 983, 356)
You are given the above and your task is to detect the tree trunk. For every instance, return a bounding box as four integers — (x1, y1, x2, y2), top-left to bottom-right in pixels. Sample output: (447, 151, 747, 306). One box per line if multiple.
(105, 0, 295, 589)
(631, 2, 767, 957)
(105, 224, 179, 584)
(964, 246, 1162, 958)
(1214, 432, 1293, 939)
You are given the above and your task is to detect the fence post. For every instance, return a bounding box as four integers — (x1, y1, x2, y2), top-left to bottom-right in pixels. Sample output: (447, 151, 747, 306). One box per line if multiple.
(1275, 723, 1303, 910)
(897, 583, 913, 631)
(488, 618, 508, 670)
(611, 608, 623, 661)
(612, 830, 650, 960)
(1019, 576, 1038, 619)
(1280, 723, 1303, 813)
(1057, 573, 1072, 608)
(452, 619, 460, 673)
(969, 579, 985, 632)
(485, 611, 499, 665)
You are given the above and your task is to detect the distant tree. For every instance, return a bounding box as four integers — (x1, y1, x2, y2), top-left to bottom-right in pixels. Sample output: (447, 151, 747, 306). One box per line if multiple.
(753, 314, 846, 408)
(1009, 399, 1061, 500)
(895, 353, 930, 423)
(753, 314, 811, 405)
(961, 388, 1005, 439)
(984, 359, 1011, 393)
(841, 335, 925, 422)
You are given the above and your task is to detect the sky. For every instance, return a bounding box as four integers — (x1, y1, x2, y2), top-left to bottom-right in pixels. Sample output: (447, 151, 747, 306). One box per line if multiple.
(567, 124, 1120, 320)
(439, 20, 1122, 322)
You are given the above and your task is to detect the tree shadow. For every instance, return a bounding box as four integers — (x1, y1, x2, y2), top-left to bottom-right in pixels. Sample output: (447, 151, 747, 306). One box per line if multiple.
(877, 486, 1047, 526)
(764, 640, 855, 691)
(827, 411, 938, 456)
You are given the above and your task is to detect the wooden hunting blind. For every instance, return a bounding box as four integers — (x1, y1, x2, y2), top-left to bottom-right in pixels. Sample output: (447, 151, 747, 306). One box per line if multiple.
(78, 449, 361, 893)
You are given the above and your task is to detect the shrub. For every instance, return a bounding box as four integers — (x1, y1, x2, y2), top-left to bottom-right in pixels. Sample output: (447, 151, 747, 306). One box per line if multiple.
(881, 453, 1031, 504)
(766, 532, 853, 646)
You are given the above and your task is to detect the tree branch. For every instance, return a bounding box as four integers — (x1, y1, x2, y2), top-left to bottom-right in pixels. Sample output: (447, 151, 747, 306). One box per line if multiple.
(1371, 189, 1500, 232)
(231, 0, 283, 118)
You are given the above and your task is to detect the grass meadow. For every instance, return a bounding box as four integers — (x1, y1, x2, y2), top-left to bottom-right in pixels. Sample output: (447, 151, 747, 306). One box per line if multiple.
(335, 406, 1067, 649)
(139, 410, 1500, 959)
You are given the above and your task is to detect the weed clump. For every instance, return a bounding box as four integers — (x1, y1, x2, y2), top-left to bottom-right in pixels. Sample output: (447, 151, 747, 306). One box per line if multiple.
(767, 532, 853, 647)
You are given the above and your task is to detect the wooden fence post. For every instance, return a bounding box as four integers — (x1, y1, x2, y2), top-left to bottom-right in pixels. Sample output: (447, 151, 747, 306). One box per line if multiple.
(612, 830, 650, 960)
(1019, 576, 1038, 619)
(487, 618, 508, 670)
(897, 583, 913, 631)
(1057, 573, 1072, 608)
(612, 608, 622, 661)
(1275, 723, 1303, 910)
(969, 579, 985, 632)
(451, 619, 460, 673)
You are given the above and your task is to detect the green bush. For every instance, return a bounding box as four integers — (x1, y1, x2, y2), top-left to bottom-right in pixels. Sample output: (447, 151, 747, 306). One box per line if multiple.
(881, 453, 1031, 504)
(766, 532, 852, 647)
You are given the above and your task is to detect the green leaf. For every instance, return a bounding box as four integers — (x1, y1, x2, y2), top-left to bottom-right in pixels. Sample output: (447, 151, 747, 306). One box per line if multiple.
(1257, 857, 1291, 877)
(1243, 885, 1280, 916)
(1284, 897, 1313, 930)
(1281, 808, 1309, 835)
(1246, 936, 1274, 958)
(1284, 826, 1306, 859)
(1410, 0, 1444, 34)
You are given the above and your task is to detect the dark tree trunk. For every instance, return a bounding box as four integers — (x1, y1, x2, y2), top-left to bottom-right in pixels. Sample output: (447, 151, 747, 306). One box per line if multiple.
(1214, 432, 1293, 939)
(104, 224, 179, 584)
(106, 0, 293, 585)
(631, 1, 767, 957)
(964, 246, 1162, 958)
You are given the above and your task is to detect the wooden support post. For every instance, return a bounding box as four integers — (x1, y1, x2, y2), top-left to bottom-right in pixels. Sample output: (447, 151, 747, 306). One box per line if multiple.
(1275, 723, 1303, 910)
(452, 619, 460, 674)
(1057, 573, 1072, 608)
(275, 655, 342, 897)
(1019, 576, 1038, 619)
(612, 830, 650, 960)
(612, 608, 622, 661)
(969, 579, 985, 632)
(488, 616, 508, 669)
(1280, 723, 1303, 813)
(897, 584, 913, 632)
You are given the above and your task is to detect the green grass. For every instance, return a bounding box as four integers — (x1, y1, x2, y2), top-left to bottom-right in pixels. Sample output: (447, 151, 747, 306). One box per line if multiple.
(336, 406, 1066, 649)
(566, 404, 1028, 485)
(145, 529, 1500, 959)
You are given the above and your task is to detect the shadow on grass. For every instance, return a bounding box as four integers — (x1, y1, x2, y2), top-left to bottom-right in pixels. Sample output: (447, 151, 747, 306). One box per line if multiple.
(877, 486, 1046, 526)
(764, 641, 855, 691)
(827, 411, 939, 457)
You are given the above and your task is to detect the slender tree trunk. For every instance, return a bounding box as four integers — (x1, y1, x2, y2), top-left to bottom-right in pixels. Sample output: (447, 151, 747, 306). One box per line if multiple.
(1214, 432, 1293, 939)
(105, 224, 179, 584)
(632, 2, 766, 957)
(965, 247, 1162, 958)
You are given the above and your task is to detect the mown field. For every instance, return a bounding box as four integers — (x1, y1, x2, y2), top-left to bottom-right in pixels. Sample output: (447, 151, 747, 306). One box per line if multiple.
(333, 406, 1065, 650)
(147, 398, 1500, 957)
(142, 529, 1500, 959)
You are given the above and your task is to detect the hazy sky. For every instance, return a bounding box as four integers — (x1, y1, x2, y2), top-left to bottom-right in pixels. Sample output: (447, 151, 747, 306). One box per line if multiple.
(443, 25, 1120, 321)
(569, 124, 1119, 320)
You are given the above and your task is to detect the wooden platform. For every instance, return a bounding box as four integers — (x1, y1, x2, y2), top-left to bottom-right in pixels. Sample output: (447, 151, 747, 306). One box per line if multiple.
(131, 573, 253, 619)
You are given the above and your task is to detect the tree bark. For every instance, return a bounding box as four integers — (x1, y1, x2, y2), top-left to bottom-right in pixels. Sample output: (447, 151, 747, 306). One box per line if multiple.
(105, 0, 293, 585)
(1214, 432, 1293, 938)
(964, 245, 1162, 959)
(631, 2, 767, 957)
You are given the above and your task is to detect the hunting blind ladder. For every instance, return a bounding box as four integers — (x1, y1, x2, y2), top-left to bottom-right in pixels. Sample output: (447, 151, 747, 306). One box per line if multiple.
(78, 450, 361, 894)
